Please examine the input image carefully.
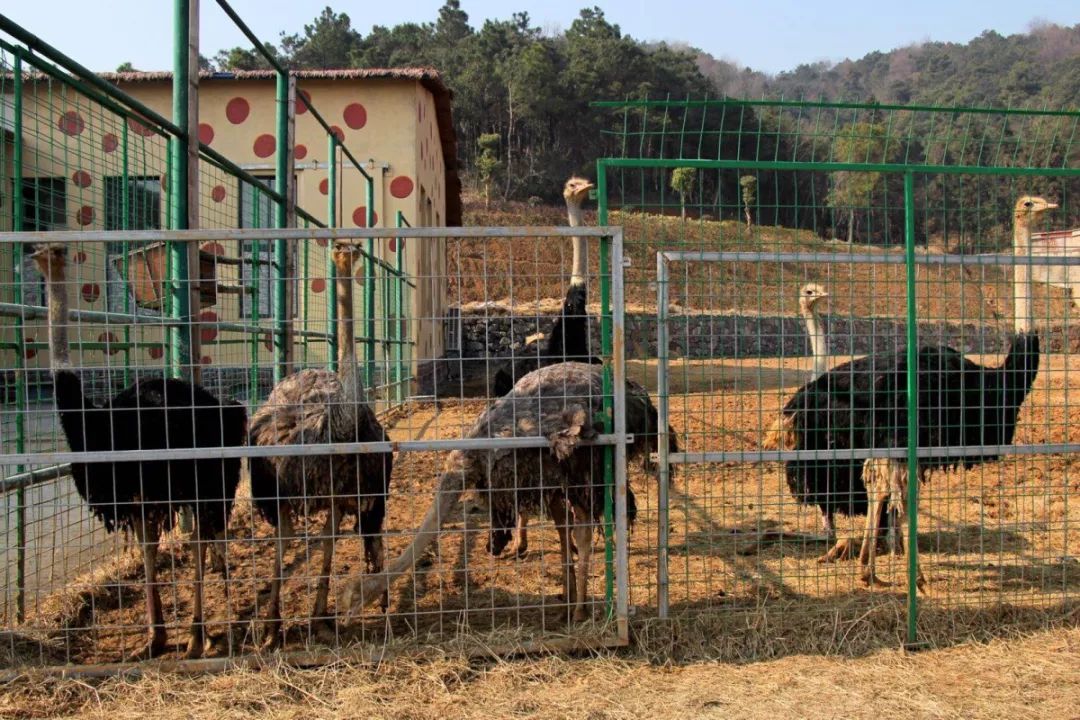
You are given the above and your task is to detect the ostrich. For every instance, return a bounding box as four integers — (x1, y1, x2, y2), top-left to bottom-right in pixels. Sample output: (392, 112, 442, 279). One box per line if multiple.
(339, 362, 672, 622)
(492, 176, 600, 397)
(768, 196, 1052, 591)
(489, 176, 600, 558)
(799, 283, 830, 381)
(247, 244, 394, 647)
(31, 244, 246, 660)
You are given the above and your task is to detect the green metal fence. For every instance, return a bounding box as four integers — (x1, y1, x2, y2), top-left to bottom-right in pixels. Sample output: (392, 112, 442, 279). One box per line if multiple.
(597, 97, 1080, 651)
(0, 9, 416, 629)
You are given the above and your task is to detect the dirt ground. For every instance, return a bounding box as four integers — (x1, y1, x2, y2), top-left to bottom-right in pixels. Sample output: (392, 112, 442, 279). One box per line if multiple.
(5, 349, 1077, 668)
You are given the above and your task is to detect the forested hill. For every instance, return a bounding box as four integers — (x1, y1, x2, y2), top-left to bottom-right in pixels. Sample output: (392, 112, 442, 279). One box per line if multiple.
(199, 3, 1079, 209)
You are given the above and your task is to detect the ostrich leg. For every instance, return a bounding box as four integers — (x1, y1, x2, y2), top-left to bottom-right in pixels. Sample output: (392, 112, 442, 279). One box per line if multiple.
(549, 496, 576, 622)
(132, 516, 166, 660)
(263, 508, 295, 650)
(570, 507, 594, 623)
(508, 512, 529, 558)
(311, 503, 345, 629)
(186, 516, 208, 659)
(360, 507, 389, 613)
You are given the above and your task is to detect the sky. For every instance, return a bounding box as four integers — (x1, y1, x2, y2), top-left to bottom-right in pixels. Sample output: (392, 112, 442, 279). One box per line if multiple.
(4, 0, 1080, 75)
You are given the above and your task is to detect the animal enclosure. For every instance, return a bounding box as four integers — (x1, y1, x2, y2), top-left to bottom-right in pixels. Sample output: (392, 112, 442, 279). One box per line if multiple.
(1, 7, 1080, 673)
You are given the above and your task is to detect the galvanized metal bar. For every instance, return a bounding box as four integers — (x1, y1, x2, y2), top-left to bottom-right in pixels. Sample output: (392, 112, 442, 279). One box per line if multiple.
(599, 157, 1080, 177)
(903, 171, 920, 646)
(655, 252, 671, 619)
(1, 464, 71, 495)
(610, 228, 630, 640)
(0, 433, 628, 468)
(121, 118, 132, 387)
(0, 226, 623, 243)
(665, 442, 1080, 463)
(0, 302, 396, 342)
(658, 250, 1080, 267)
(395, 212, 407, 403)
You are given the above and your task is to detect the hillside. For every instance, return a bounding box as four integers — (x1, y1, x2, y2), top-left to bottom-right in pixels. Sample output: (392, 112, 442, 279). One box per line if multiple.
(458, 194, 1076, 326)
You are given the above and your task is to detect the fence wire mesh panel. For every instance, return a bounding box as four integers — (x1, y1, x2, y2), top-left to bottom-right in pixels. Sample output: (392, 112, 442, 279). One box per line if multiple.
(0, 225, 632, 671)
(598, 97, 1080, 651)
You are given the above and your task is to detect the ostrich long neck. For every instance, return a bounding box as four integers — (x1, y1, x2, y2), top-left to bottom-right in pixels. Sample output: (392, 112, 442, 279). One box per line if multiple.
(44, 267, 72, 369)
(334, 258, 363, 405)
(1013, 213, 1035, 334)
(568, 199, 587, 287)
(801, 303, 827, 380)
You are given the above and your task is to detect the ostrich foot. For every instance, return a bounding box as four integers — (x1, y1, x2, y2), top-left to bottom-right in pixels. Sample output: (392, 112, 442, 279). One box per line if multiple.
(860, 569, 892, 588)
(184, 630, 206, 660)
(817, 537, 854, 563)
(127, 628, 167, 662)
(259, 620, 284, 652)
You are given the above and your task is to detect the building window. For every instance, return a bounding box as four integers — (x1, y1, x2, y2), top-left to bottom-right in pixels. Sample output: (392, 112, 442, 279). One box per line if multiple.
(20, 177, 67, 231)
(238, 176, 275, 318)
(18, 178, 66, 305)
(104, 176, 162, 312)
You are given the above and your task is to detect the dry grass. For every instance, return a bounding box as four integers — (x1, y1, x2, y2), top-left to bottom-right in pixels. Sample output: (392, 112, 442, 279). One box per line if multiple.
(1, 626, 1077, 719)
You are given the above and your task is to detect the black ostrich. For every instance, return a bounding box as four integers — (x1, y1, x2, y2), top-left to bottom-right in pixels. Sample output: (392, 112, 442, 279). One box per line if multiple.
(32, 244, 247, 660)
(764, 196, 1054, 591)
(488, 177, 602, 558)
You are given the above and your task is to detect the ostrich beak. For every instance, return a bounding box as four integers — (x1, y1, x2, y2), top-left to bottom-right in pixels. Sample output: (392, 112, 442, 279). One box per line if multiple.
(1046, 202, 1059, 210)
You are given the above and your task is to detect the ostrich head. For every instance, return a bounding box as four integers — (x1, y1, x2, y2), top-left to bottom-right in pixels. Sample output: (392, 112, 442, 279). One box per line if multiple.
(1013, 195, 1058, 224)
(31, 243, 68, 281)
(563, 176, 595, 207)
(798, 283, 828, 314)
(331, 244, 363, 274)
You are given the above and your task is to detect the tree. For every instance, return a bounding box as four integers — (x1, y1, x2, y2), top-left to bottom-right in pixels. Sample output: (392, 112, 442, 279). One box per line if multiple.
(214, 45, 279, 71)
(827, 119, 888, 243)
(739, 175, 757, 228)
(280, 7, 363, 68)
(115, 61, 137, 73)
(670, 167, 696, 220)
(476, 133, 503, 208)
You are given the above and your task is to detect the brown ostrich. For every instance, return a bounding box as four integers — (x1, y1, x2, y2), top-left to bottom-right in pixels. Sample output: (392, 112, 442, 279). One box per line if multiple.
(340, 361, 672, 623)
(247, 244, 393, 648)
(31, 243, 246, 660)
(489, 176, 599, 558)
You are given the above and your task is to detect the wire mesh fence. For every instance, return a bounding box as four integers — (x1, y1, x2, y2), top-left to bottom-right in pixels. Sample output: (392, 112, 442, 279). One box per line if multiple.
(598, 97, 1080, 648)
(0, 225, 632, 670)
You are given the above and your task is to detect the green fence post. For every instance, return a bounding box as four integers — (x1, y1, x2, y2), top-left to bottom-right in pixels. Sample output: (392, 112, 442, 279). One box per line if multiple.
(596, 163, 616, 616)
(273, 69, 289, 385)
(903, 171, 921, 648)
(364, 179, 376, 395)
(12, 51, 27, 623)
(168, 0, 192, 380)
(327, 135, 339, 373)
(121, 120, 132, 387)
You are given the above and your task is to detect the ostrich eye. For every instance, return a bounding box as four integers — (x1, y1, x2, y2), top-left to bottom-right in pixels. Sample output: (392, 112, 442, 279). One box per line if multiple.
(1024, 201, 1033, 207)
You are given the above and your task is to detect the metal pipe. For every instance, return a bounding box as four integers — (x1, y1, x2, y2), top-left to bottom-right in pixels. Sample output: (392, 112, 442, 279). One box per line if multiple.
(658, 250, 1080, 267)
(610, 229, 630, 641)
(121, 120, 132, 385)
(0, 302, 399, 342)
(1, 464, 71, 495)
(273, 68, 289, 384)
(169, 7, 192, 380)
(903, 171, 920, 647)
(327, 135, 339, 373)
(598, 156, 1080, 177)
(395, 211, 406, 403)
(655, 252, 671, 619)
(0, 16, 183, 136)
(1, 433, 628, 468)
(364, 178, 376, 392)
(11, 51, 27, 623)
(663, 441, 1080, 463)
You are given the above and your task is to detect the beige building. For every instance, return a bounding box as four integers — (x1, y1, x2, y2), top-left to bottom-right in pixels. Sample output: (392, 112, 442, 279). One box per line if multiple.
(1, 68, 459, 387)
